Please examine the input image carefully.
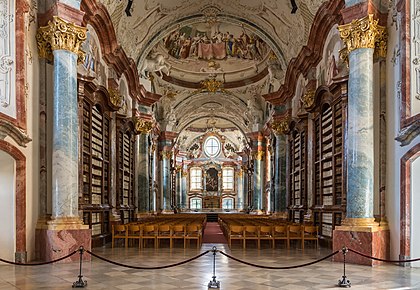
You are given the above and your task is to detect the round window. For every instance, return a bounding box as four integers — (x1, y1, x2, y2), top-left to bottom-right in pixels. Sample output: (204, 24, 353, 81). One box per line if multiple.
(204, 136, 220, 158)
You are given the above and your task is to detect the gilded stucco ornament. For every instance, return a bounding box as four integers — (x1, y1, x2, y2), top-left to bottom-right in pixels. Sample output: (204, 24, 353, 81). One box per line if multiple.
(301, 90, 315, 109)
(253, 150, 265, 161)
(36, 16, 87, 64)
(199, 78, 224, 93)
(161, 150, 172, 160)
(338, 14, 387, 64)
(133, 117, 153, 134)
(271, 119, 290, 135)
(109, 88, 124, 109)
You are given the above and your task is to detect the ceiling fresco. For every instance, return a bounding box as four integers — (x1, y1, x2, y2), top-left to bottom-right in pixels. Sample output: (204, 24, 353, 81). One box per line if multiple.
(97, 0, 329, 153)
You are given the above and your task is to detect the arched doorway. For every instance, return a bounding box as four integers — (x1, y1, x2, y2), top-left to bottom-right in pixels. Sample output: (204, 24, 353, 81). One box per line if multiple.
(0, 151, 15, 261)
(411, 156, 420, 267)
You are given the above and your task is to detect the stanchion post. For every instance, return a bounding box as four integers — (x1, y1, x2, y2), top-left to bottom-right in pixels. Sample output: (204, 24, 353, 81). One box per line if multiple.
(338, 246, 351, 288)
(208, 246, 220, 289)
(72, 246, 87, 288)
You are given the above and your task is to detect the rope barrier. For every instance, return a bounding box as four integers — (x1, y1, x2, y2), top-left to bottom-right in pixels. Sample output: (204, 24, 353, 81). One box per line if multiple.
(0, 249, 78, 266)
(85, 249, 211, 270)
(348, 248, 420, 263)
(218, 249, 339, 269)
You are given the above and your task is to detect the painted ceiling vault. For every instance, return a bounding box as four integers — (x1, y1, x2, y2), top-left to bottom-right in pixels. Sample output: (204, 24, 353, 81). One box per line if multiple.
(98, 0, 328, 153)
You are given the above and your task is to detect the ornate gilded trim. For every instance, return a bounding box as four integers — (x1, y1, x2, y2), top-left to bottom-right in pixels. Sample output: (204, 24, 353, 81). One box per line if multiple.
(109, 88, 124, 109)
(301, 90, 315, 109)
(253, 150, 265, 161)
(36, 16, 87, 64)
(200, 78, 224, 93)
(161, 150, 172, 160)
(271, 119, 290, 135)
(133, 117, 153, 134)
(338, 14, 387, 60)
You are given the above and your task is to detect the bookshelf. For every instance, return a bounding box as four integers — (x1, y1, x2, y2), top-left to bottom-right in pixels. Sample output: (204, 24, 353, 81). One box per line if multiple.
(288, 126, 307, 223)
(81, 100, 111, 245)
(116, 120, 136, 224)
(313, 98, 345, 243)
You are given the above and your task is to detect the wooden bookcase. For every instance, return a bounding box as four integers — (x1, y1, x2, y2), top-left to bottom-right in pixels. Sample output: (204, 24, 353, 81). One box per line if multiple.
(81, 100, 111, 245)
(312, 88, 346, 245)
(288, 125, 307, 223)
(116, 119, 136, 224)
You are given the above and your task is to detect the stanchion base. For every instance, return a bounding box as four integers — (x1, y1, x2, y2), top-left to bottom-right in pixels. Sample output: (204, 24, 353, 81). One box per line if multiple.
(72, 277, 87, 288)
(208, 279, 220, 289)
(338, 275, 351, 288)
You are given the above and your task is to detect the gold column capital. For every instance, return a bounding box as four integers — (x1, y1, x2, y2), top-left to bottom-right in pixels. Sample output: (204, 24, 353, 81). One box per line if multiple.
(338, 14, 387, 59)
(161, 150, 172, 160)
(271, 119, 289, 135)
(36, 16, 87, 63)
(253, 150, 265, 161)
(134, 117, 153, 134)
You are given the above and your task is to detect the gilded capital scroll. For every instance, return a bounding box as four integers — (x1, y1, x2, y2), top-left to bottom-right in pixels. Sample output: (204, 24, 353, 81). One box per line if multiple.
(36, 16, 87, 63)
(338, 14, 387, 59)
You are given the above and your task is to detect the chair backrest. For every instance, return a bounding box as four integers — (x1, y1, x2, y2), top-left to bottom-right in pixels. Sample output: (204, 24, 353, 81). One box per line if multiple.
(172, 225, 184, 233)
(159, 225, 171, 232)
(245, 226, 258, 235)
(260, 226, 271, 234)
(230, 225, 244, 234)
(114, 225, 126, 233)
(143, 225, 155, 233)
(288, 225, 302, 235)
(274, 225, 287, 233)
(186, 224, 199, 233)
(303, 225, 318, 236)
(129, 225, 141, 233)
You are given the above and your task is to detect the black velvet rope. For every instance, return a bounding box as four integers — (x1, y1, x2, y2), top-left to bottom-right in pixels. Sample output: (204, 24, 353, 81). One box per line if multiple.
(86, 249, 211, 270)
(218, 250, 339, 269)
(0, 249, 78, 266)
(348, 248, 420, 263)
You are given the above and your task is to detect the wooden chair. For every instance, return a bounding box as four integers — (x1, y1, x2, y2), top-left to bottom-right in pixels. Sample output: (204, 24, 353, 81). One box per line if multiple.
(157, 224, 172, 248)
(302, 225, 319, 250)
(288, 225, 303, 249)
(228, 225, 245, 249)
(259, 225, 273, 249)
(272, 225, 288, 249)
(244, 226, 259, 249)
(185, 224, 202, 249)
(170, 224, 186, 248)
(112, 224, 127, 248)
(141, 224, 157, 248)
(127, 224, 142, 248)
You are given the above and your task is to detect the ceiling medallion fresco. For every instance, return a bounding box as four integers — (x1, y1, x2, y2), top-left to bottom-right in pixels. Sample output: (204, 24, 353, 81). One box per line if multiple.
(141, 21, 275, 84)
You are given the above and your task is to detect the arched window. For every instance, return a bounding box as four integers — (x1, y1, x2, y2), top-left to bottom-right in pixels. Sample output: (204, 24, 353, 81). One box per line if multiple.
(190, 198, 202, 210)
(204, 136, 221, 158)
(223, 168, 234, 190)
(190, 168, 202, 190)
(222, 198, 234, 210)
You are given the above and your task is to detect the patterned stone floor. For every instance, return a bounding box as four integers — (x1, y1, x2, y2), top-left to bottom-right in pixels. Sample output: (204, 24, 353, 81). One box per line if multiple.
(1, 243, 420, 289)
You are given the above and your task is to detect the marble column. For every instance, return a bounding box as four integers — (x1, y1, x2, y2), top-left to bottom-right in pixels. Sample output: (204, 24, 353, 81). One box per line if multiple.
(36, 15, 90, 262)
(136, 133, 149, 213)
(248, 133, 265, 212)
(150, 138, 158, 212)
(176, 167, 182, 209)
(158, 132, 177, 212)
(333, 14, 389, 265)
(274, 132, 287, 216)
(236, 169, 244, 210)
(181, 167, 187, 209)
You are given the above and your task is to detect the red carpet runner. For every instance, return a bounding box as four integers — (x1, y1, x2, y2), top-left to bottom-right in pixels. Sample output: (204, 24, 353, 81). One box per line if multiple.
(202, 222, 228, 244)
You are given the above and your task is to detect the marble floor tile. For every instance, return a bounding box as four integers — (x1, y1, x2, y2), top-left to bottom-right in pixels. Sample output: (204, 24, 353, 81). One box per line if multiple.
(0, 243, 420, 289)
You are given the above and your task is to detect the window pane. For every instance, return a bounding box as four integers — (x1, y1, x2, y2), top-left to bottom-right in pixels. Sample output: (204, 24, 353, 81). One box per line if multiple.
(223, 168, 234, 190)
(190, 168, 202, 190)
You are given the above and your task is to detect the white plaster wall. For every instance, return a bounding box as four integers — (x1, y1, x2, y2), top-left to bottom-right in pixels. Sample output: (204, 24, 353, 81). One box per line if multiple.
(411, 158, 420, 267)
(386, 12, 420, 260)
(0, 151, 16, 262)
